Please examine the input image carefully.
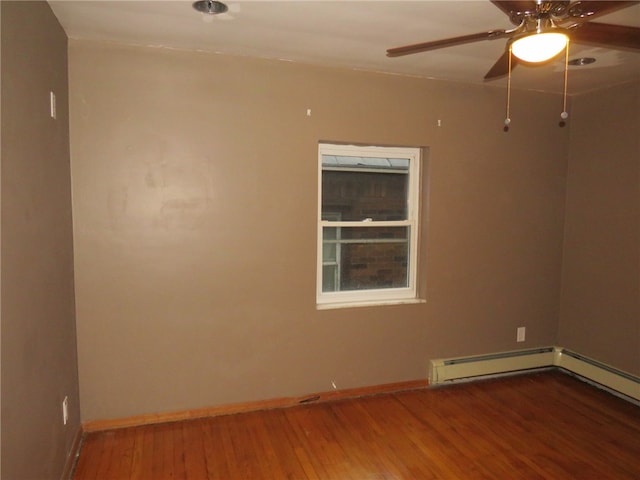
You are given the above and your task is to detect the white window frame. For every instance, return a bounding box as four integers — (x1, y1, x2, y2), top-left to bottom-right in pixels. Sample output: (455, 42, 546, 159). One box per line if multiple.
(317, 143, 421, 309)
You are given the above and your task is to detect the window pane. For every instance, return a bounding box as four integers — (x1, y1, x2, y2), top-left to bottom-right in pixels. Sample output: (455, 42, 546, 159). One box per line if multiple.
(322, 226, 409, 292)
(323, 226, 339, 262)
(323, 242, 337, 263)
(322, 265, 338, 292)
(322, 156, 409, 221)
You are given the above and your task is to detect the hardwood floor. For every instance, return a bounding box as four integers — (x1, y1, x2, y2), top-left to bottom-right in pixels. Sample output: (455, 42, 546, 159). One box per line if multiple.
(72, 370, 640, 479)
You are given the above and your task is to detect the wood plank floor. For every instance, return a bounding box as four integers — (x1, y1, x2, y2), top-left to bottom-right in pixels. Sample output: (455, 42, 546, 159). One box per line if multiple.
(72, 370, 640, 479)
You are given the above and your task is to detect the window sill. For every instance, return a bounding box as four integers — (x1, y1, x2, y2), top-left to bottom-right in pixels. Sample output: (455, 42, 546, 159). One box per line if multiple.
(316, 298, 426, 310)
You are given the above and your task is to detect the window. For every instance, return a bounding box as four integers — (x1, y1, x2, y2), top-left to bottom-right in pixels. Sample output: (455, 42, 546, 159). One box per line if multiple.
(317, 143, 422, 308)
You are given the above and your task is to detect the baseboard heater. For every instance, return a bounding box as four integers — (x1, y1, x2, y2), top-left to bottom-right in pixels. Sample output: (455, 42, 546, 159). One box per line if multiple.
(430, 346, 640, 402)
(554, 348, 640, 402)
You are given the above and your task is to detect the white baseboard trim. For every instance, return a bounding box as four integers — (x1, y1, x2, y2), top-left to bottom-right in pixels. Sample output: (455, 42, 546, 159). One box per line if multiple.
(430, 346, 640, 402)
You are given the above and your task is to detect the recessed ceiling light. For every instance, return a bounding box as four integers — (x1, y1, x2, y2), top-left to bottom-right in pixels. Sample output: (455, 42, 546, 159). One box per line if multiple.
(568, 57, 597, 66)
(192, 0, 228, 15)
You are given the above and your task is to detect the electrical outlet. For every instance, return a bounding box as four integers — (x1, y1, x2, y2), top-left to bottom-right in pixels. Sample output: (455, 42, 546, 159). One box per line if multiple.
(517, 327, 526, 343)
(62, 396, 69, 425)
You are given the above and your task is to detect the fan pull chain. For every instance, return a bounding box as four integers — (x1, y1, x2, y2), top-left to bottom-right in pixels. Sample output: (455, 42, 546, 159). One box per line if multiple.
(504, 46, 512, 132)
(560, 39, 570, 127)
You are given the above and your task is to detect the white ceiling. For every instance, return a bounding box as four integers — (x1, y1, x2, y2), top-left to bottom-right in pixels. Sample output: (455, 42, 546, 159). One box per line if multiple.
(48, 0, 640, 95)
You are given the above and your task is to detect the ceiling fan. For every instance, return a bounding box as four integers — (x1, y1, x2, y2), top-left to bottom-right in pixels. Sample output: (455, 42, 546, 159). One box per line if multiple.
(387, 0, 640, 80)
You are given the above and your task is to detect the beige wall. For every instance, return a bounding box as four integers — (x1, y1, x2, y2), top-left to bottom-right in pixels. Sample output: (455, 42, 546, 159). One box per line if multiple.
(1, 4, 636, 473)
(559, 81, 640, 376)
(1, 2, 80, 479)
(69, 40, 568, 422)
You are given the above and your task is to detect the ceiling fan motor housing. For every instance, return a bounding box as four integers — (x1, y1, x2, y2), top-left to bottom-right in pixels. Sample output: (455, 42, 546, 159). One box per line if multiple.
(507, 0, 599, 25)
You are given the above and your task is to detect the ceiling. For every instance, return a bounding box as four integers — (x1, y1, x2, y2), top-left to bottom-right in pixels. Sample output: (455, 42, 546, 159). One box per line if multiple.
(48, 0, 640, 95)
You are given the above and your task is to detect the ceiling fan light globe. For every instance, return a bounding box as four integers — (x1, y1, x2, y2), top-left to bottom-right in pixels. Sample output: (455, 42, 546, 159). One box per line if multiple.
(511, 32, 568, 63)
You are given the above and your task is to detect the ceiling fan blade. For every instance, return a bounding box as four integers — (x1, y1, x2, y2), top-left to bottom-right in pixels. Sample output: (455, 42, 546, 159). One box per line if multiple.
(570, 22, 640, 50)
(386, 30, 509, 57)
(484, 51, 519, 79)
(566, 1, 640, 20)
